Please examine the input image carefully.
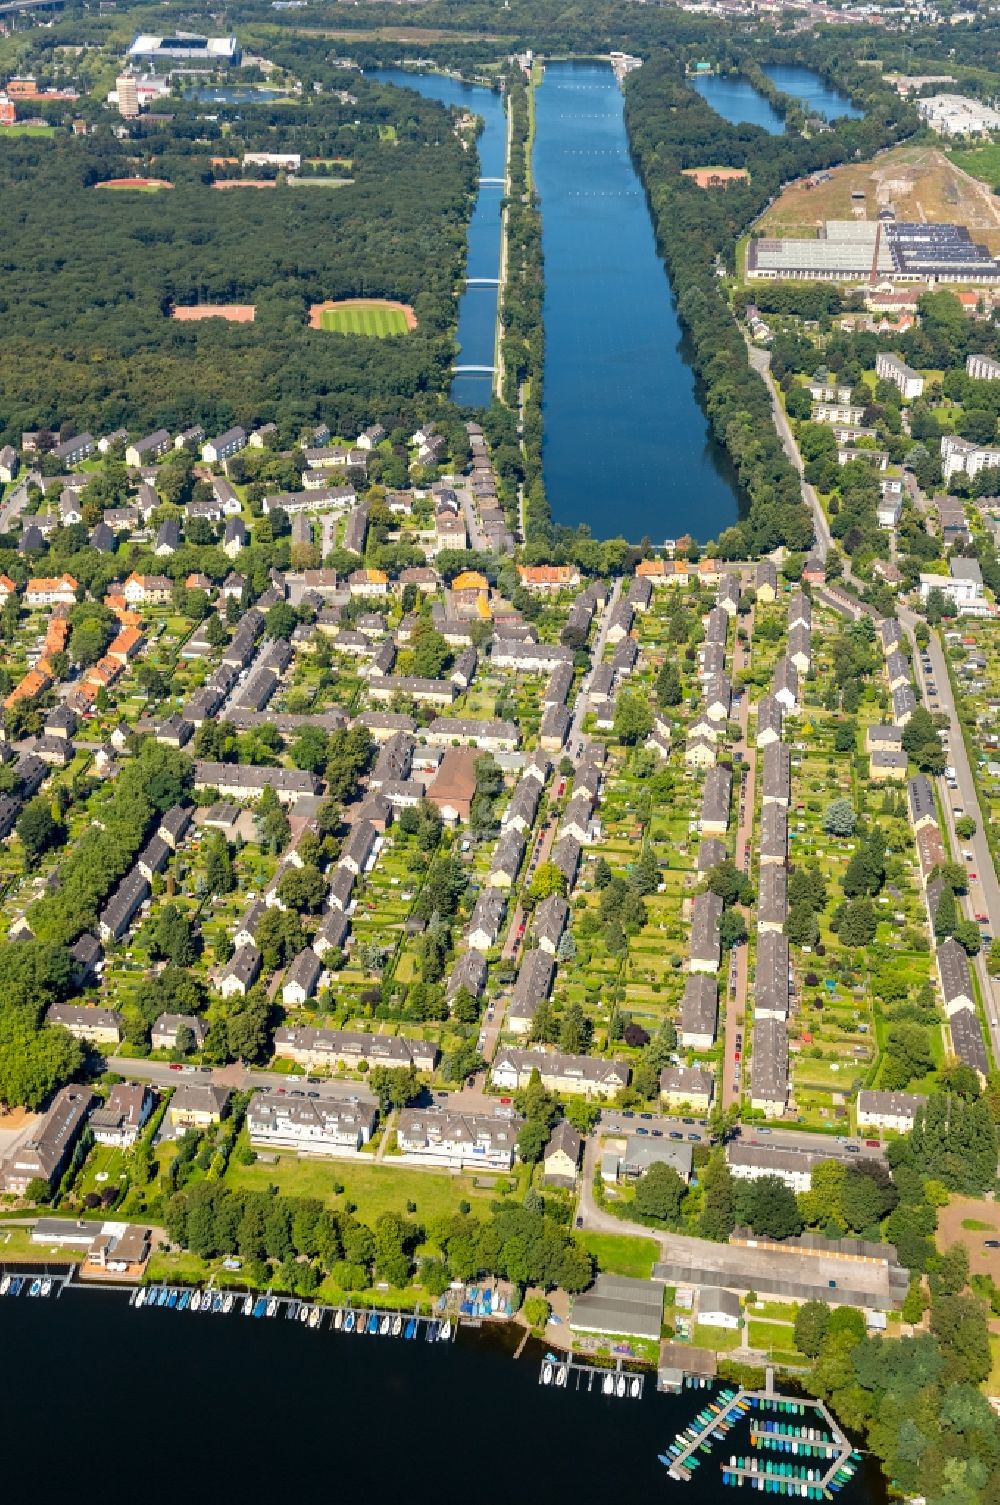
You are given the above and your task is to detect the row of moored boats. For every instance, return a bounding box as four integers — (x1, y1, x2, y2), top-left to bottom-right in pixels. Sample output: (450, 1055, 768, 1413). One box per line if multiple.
(0, 1275, 53, 1299)
(132, 1285, 452, 1339)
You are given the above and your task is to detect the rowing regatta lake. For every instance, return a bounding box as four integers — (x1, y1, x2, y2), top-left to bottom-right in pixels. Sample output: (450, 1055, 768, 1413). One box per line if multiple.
(534, 60, 741, 542)
(0, 1288, 883, 1504)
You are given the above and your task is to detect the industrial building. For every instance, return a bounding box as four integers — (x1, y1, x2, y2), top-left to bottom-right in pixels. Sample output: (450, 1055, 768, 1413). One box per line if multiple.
(917, 93, 1000, 138)
(748, 219, 1000, 285)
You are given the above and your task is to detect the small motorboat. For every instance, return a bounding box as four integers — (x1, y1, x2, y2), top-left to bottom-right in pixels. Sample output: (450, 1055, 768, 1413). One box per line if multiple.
(367, 1312, 379, 1334)
(334, 1308, 343, 1331)
(299, 1304, 309, 1324)
(602, 1374, 614, 1396)
(542, 1362, 553, 1385)
(0, 1274, 11, 1296)
(438, 1319, 451, 1341)
(212, 1293, 223, 1314)
(28, 1279, 41, 1298)
(266, 1297, 278, 1318)
(222, 1292, 234, 1315)
(178, 1290, 190, 1312)
(391, 1314, 402, 1337)
(135, 1286, 147, 1309)
(357, 1312, 367, 1335)
(157, 1288, 169, 1308)
(10, 1278, 22, 1296)
(253, 1296, 267, 1318)
(344, 1310, 356, 1333)
(40, 1278, 52, 1298)
(308, 1306, 320, 1329)
(426, 1319, 439, 1342)
(555, 1365, 567, 1388)
(243, 1294, 254, 1316)
(616, 1377, 626, 1398)
(167, 1290, 178, 1310)
(404, 1317, 416, 1340)
(380, 1314, 391, 1336)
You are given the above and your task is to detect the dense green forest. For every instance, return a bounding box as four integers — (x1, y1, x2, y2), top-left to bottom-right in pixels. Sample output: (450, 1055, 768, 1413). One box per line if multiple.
(0, 79, 473, 441)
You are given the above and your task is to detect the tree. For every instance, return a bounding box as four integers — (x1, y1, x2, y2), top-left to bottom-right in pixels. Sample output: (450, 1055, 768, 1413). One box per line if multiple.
(633, 1161, 685, 1223)
(254, 786, 290, 854)
(291, 726, 330, 774)
(529, 862, 567, 902)
(833, 898, 877, 948)
(954, 815, 977, 840)
(794, 1300, 831, 1358)
(203, 831, 235, 894)
(822, 798, 857, 837)
(408, 617, 451, 678)
(15, 799, 61, 867)
(150, 903, 198, 967)
(276, 864, 326, 914)
(934, 883, 958, 940)
(523, 1295, 551, 1331)
(901, 705, 937, 759)
(264, 602, 298, 641)
(516, 1118, 549, 1165)
(786, 904, 819, 948)
(720, 908, 748, 950)
(953, 919, 982, 957)
(698, 1152, 736, 1242)
(613, 691, 653, 746)
(739, 1175, 803, 1239)
(656, 661, 682, 707)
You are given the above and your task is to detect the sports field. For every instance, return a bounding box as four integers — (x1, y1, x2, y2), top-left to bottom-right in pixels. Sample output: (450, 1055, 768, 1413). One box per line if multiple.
(309, 298, 417, 336)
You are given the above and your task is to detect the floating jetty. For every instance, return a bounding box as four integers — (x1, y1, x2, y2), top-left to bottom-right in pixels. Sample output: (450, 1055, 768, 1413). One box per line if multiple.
(659, 1375, 857, 1497)
(128, 1285, 456, 1340)
(539, 1351, 645, 1400)
(0, 1269, 71, 1299)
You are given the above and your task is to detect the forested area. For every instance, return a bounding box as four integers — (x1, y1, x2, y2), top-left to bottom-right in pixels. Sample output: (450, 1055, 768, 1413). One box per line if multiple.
(623, 54, 914, 559)
(0, 79, 473, 441)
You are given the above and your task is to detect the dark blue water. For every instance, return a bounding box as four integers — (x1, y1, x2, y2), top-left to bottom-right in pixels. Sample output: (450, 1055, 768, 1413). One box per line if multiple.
(369, 69, 505, 407)
(763, 65, 863, 122)
(690, 74, 785, 135)
(536, 61, 740, 543)
(0, 1289, 882, 1505)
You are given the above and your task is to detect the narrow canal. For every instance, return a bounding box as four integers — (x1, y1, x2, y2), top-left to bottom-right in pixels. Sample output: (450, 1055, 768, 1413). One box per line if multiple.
(368, 68, 506, 408)
(534, 60, 741, 543)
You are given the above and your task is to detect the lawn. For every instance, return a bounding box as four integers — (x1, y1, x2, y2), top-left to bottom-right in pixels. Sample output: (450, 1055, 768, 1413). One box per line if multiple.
(227, 1152, 502, 1224)
(948, 143, 1000, 188)
(748, 1319, 803, 1355)
(319, 301, 412, 337)
(0, 123, 56, 136)
(578, 1232, 660, 1280)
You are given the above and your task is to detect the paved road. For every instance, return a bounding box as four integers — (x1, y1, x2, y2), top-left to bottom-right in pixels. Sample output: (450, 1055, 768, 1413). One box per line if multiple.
(723, 621, 755, 1110)
(901, 612, 1000, 1055)
(0, 471, 37, 534)
(567, 576, 622, 760)
(748, 346, 830, 559)
(459, 486, 488, 552)
(108, 1056, 378, 1106)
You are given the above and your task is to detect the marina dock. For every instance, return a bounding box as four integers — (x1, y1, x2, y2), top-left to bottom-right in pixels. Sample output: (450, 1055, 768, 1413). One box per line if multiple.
(122, 1284, 458, 1340)
(538, 1351, 645, 1400)
(0, 1268, 72, 1299)
(660, 1372, 858, 1498)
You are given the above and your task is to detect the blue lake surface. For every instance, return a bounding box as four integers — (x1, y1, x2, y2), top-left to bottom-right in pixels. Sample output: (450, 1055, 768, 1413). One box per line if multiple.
(535, 61, 740, 542)
(690, 73, 785, 135)
(763, 64, 863, 121)
(369, 68, 505, 407)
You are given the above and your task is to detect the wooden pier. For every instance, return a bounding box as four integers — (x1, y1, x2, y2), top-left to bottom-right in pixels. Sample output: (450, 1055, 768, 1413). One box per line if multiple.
(538, 1352, 645, 1400)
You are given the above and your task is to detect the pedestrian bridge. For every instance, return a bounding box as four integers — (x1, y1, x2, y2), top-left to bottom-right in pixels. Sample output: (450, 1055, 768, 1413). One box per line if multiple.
(453, 365, 496, 374)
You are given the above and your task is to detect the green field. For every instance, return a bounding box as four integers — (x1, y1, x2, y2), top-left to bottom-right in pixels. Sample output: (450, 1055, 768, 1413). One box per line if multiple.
(948, 144, 1000, 187)
(578, 1232, 660, 1280)
(319, 303, 411, 337)
(227, 1151, 499, 1224)
(0, 124, 56, 137)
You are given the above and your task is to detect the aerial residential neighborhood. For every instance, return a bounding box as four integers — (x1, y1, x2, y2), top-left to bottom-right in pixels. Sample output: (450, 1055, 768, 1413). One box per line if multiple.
(2, 3, 1000, 1495)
